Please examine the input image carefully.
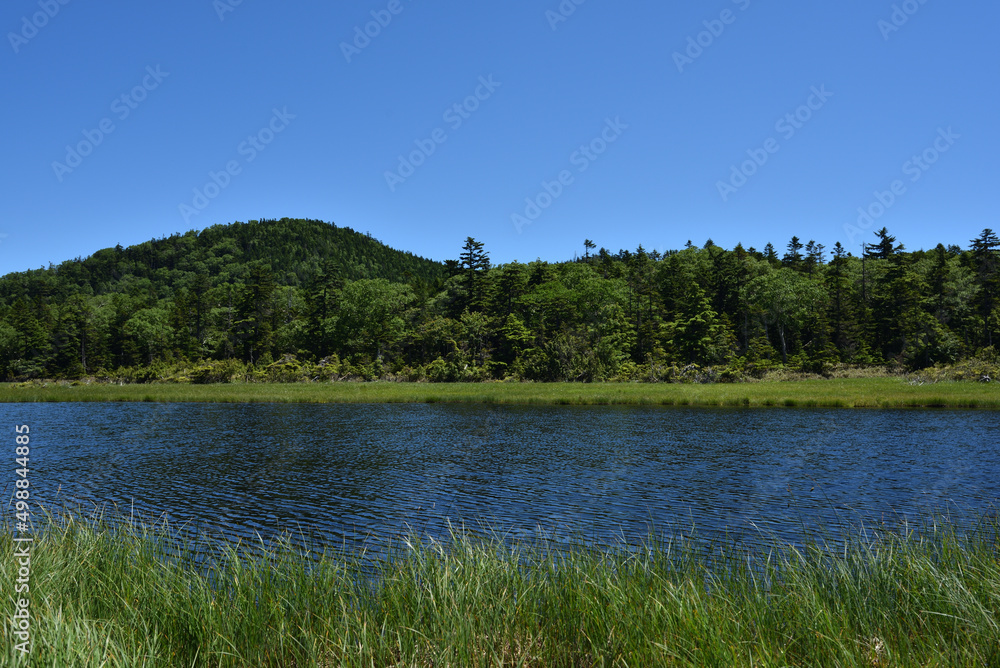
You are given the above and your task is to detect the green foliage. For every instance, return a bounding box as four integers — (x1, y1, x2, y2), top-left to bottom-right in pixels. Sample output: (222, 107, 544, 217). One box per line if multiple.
(5, 509, 999, 666)
(189, 359, 249, 384)
(5, 378, 1000, 408)
(2, 222, 999, 382)
(123, 307, 171, 364)
(920, 346, 999, 382)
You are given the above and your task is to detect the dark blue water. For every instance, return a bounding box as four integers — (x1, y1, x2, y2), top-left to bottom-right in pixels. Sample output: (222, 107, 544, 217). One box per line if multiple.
(2, 403, 997, 554)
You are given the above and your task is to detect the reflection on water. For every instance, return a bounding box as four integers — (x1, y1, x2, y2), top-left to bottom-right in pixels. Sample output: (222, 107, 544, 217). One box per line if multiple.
(4, 402, 998, 554)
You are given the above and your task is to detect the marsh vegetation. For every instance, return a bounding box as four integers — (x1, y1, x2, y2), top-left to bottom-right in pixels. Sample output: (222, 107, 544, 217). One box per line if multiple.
(2, 510, 997, 667)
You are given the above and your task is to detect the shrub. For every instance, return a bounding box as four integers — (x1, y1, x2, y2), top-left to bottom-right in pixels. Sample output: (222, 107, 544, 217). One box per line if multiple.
(921, 348, 999, 383)
(262, 354, 307, 383)
(189, 359, 248, 384)
(425, 357, 454, 383)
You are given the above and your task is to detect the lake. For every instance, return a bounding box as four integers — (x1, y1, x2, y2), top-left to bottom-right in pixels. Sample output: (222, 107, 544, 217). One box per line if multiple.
(4, 402, 998, 553)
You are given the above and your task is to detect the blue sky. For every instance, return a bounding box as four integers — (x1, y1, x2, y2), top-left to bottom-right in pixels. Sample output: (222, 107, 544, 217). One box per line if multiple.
(2, 0, 997, 274)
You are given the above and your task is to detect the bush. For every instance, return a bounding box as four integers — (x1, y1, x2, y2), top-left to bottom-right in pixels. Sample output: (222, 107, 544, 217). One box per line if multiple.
(425, 357, 454, 383)
(609, 361, 642, 382)
(97, 362, 187, 384)
(314, 355, 344, 380)
(827, 365, 892, 379)
(677, 363, 718, 384)
(921, 348, 999, 383)
(189, 359, 248, 384)
(262, 354, 307, 383)
(718, 358, 748, 383)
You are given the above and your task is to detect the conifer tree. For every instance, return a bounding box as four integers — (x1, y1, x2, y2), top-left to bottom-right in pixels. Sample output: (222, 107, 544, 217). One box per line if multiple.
(826, 242, 854, 354)
(969, 228, 1000, 347)
(305, 260, 343, 358)
(235, 262, 275, 363)
(783, 236, 804, 267)
(460, 237, 490, 311)
(763, 243, 779, 264)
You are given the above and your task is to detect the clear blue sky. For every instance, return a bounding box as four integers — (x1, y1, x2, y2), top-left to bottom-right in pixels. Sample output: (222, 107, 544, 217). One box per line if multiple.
(2, 0, 997, 274)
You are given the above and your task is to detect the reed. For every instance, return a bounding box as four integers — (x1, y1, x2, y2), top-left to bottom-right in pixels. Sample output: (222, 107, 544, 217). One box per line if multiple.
(1, 378, 999, 408)
(2, 509, 998, 666)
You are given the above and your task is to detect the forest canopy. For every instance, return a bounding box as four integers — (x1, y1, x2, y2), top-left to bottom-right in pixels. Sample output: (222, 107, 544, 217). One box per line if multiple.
(1, 219, 998, 383)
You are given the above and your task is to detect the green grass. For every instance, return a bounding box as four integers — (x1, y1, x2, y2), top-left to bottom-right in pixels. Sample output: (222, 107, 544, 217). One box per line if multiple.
(1, 511, 998, 666)
(1, 378, 998, 408)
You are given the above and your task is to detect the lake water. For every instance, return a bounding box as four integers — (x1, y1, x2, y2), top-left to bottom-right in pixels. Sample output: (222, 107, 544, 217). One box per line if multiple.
(4, 402, 998, 554)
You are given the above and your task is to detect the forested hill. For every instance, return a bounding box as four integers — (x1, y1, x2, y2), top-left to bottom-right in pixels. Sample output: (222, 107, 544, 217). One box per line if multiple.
(0, 224, 998, 383)
(0, 218, 445, 303)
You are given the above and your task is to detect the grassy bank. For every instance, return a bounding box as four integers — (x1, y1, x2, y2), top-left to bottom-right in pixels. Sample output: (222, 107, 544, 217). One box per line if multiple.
(1, 378, 998, 407)
(1, 512, 998, 666)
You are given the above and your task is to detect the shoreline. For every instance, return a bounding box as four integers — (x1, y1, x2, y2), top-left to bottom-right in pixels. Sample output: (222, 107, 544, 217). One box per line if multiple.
(1, 378, 998, 408)
(3, 511, 997, 666)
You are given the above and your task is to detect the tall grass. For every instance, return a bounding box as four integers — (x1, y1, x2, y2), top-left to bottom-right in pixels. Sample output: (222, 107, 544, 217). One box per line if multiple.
(1, 509, 998, 666)
(1, 378, 999, 408)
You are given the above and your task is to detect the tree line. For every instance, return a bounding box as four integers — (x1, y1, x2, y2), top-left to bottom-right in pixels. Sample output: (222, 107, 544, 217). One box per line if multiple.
(0, 218, 997, 382)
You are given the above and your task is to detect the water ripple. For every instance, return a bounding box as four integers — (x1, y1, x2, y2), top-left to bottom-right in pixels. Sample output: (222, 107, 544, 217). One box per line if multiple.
(3, 402, 997, 554)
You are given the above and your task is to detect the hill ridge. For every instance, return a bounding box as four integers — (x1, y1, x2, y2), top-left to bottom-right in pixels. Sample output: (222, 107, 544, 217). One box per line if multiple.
(0, 217, 445, 303)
